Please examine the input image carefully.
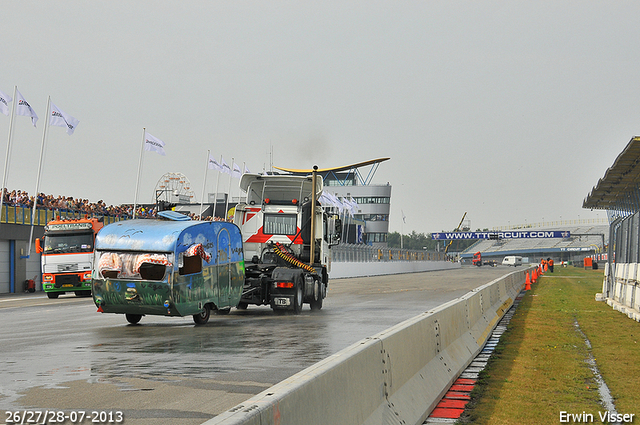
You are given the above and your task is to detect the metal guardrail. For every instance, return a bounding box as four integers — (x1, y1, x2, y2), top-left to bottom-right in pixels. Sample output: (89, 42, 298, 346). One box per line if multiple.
(0, 205, 124, 226)
(2, 206, 448, 264)
(331, 243, 449, 263)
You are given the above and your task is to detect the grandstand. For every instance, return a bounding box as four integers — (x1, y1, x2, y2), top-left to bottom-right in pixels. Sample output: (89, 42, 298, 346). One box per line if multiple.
(458, 224, 608, 264)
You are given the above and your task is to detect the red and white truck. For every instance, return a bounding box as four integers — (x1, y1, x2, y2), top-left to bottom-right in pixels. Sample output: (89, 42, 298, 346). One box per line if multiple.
(232, 170, 341, 313)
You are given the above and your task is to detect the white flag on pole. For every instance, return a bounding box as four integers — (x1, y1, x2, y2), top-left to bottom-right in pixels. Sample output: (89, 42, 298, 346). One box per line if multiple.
(243, 164, 251, 174)
(144, 132, 166, 156)
(220, 157, 231, 175)
(231, 162, 242, 178)
(341, 197, 353, 217)
(208, 154, 222, 171)
(0, 88, 12, 116)
(15, 89, 38, 127)
(50, 102, 79, 135)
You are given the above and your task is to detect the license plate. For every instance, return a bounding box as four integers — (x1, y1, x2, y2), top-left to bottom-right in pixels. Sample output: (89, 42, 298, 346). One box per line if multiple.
(274, 297, 290, 306)
(62, 284, 73, 288)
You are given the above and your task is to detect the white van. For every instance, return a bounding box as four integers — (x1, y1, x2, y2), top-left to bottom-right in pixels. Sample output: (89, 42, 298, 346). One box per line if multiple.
(502, 255, 522, 266)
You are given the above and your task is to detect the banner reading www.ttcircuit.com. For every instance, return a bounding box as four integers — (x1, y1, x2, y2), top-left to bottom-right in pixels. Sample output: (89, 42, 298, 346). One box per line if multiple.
(431, 231, 570, 240)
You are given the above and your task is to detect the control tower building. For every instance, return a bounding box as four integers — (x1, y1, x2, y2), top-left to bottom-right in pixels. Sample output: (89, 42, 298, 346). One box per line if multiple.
(274, 158, 391, 247)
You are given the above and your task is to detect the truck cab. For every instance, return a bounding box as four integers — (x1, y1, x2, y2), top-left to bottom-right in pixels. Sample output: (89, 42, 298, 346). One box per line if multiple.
(36, 217, 104, 298)
(233, 173, 340, 313)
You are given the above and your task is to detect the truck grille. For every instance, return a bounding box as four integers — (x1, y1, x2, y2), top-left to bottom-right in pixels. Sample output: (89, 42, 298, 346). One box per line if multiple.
(54, 274, 80, 288)
(57, 263, 79, 272)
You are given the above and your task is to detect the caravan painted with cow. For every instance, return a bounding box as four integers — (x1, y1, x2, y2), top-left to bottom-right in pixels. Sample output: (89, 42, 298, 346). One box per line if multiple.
(92, 212, 244, 324)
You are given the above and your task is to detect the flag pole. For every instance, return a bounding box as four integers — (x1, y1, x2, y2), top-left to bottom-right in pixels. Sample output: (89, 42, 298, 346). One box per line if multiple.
(26, 96, 51, 258)
(213, 155, 222, 219)
(133, 128, 145, 219)
(199, 149, 209, 218)
(242, 161, 247, 203)
(0, 86, 18, 224)
(225, 157, 233, 220)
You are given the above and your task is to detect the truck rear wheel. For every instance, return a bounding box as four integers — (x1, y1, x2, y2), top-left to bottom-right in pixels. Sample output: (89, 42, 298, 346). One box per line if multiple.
(193, 304, 211, 325)
(126, 314, 142, 324)
(310, 280, 323, 311)
(292, 275, 303, 314)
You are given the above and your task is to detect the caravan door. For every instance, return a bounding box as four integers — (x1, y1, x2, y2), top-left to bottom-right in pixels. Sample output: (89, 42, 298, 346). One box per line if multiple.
(217, 228, 232, 308)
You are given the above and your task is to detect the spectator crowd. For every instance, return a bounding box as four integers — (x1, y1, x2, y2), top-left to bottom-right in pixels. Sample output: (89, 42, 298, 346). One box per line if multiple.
(1, 188, 232, 222)
(1, 188, 154, 219)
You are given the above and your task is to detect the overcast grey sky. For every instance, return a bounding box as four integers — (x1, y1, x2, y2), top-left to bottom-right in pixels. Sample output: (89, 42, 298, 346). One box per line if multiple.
(1, 2, 637, 233)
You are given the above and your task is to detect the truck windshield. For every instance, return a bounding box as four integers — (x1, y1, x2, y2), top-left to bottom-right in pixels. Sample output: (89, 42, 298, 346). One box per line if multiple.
(44, 232, 94, 254)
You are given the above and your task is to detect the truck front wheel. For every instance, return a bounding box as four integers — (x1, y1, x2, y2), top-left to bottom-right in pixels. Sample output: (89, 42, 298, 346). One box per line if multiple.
(126, 314, 142, 324)
(47, 292, 59, 299)
(310, 280, 323, 311)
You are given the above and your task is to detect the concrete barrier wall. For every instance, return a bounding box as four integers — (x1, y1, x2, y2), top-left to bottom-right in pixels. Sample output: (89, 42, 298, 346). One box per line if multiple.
(329, 260, 460, 279)
(605, 262, 640, 322)
(205, 268, 528, 425)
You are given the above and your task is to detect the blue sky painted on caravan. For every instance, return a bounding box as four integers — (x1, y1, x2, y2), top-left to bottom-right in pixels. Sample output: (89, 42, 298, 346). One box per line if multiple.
(1, 2, 638, 233)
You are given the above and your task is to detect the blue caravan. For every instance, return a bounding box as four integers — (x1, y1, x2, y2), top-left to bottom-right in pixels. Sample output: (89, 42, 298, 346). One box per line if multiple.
(92, 211, 244, 324)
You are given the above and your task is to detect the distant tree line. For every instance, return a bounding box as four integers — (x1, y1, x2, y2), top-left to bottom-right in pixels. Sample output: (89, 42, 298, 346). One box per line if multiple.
(386, 230, 482, 252)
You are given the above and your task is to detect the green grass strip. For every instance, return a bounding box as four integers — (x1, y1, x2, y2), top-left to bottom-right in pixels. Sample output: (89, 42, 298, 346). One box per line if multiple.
(459, 266, 640, 424)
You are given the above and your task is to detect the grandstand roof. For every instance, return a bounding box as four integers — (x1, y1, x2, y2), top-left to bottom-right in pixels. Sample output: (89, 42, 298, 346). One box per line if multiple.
(583, 136, 640, 211)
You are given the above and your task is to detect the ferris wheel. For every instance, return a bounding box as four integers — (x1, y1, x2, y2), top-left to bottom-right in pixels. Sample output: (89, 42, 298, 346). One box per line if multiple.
(154, 172, 196, 203)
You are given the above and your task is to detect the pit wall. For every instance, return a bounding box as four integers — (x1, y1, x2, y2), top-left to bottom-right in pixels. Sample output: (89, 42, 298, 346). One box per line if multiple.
(604, 262, 640, 322)
(204, 268, 529, 425)
(329, 260, 460, 279)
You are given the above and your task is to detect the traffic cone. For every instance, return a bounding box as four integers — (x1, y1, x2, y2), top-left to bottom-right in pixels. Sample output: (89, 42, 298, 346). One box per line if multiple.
(544, 263, 548, 272)
(532, 268, 537, 283)
(525, 272, 531, 290)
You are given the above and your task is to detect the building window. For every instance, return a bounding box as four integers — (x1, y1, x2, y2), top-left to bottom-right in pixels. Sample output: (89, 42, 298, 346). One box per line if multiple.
(353, 197, 390, 205)
(355, 214, 389, 221)
(367, 233, 387, 243)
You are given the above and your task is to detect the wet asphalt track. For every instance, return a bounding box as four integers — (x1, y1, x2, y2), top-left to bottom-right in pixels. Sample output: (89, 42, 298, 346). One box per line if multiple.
(0, 266, 512, 425)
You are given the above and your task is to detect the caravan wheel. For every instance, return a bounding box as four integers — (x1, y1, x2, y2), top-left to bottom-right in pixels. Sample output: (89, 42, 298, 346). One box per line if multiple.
(193, 304, 211, 325)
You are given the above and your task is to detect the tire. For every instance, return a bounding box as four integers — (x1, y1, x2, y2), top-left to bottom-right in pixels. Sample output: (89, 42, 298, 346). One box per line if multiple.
(193, 304, 211, 325)
(47, 292, 59, 299)
(75, 291, 92, 297)
(292, 275, 303, 314)
(125, 314, 142, 324)
(310, 280, 323, 311)
(215, 308, 231, 315)
(236, 302, 248, 310)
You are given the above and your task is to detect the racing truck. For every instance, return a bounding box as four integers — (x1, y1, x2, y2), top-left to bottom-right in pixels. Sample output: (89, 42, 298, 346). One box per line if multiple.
(36, 216, 104, 298)
(233, 169, 341, 313)
(472, 251, 497, 267)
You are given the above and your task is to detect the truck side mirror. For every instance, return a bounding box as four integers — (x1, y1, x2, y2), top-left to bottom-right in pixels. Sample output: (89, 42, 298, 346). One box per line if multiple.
(330, 216, 342, 245)
(35, 238, 43, 254)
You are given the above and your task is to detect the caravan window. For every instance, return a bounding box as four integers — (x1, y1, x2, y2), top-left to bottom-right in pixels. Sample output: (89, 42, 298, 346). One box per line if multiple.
(97, 251, 173, 281)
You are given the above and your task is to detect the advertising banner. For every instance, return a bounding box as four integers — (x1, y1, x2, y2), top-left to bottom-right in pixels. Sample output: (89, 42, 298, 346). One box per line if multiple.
(431, 231, 570, 240)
